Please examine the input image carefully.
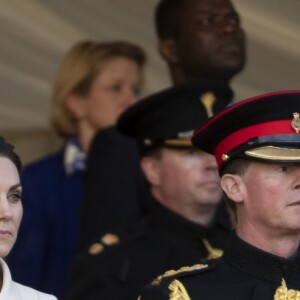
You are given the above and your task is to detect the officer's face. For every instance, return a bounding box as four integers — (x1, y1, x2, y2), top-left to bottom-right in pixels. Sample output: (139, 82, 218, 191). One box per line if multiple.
(145, 147, 222, 216)
(233, 162, 300, 244)
(175, 0, 245, 80)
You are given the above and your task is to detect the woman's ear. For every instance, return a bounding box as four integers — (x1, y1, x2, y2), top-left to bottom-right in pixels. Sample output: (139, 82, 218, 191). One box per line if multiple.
(140, 157, 161, 186)
(221, 174, 245, 204)
(65, 93, 87, 119)
(157, 40, 179, 64)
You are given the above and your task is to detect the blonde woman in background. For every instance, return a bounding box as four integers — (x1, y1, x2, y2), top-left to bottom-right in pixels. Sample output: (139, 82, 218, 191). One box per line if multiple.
(0, 137, 56, 299)
(7, 40, 147, 300)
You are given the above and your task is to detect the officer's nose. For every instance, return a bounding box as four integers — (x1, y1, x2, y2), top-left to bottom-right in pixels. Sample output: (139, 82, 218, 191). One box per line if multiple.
(293, 167, 300, 190)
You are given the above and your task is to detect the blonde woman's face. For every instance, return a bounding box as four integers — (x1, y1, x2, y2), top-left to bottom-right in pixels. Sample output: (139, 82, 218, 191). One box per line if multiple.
(0, 157, 22, 258)
(79, 57, 142, 131)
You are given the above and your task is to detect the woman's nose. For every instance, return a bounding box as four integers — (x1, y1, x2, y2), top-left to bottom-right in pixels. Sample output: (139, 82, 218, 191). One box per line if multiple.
(0, 198, 13, 220)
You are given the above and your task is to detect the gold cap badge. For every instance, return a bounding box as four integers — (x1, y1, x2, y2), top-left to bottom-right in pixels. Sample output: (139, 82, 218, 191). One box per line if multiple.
(291, 112, 300, 133)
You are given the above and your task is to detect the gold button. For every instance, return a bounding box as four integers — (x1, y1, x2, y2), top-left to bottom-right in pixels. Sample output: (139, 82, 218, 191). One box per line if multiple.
(222, 154, 229, 161)
(101, 233, 120, 246)
(89, 243, 104, 255)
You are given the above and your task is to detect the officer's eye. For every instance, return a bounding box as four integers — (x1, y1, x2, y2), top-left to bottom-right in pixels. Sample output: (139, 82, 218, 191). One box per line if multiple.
(277, 165, 289, 173)
(185, 148, 198, 155)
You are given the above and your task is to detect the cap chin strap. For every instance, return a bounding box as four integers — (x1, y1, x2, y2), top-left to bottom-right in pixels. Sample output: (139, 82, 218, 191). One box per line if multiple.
(164, 137, 192, 147)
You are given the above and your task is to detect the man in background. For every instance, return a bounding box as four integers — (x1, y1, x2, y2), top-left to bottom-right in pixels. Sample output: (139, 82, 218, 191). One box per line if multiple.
(78, 0, 247, 251)
(139, 91, 300, 299)
(68, 80, 233, 300)
(155, 0, 246, 85)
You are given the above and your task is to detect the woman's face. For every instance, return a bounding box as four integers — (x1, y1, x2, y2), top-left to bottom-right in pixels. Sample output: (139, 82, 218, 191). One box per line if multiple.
(76, 56, 142, 132)
(0, 157, 22, 257)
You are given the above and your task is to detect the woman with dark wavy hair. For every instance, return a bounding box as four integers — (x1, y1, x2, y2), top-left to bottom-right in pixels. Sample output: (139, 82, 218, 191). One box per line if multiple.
(0, 137, 56, 299)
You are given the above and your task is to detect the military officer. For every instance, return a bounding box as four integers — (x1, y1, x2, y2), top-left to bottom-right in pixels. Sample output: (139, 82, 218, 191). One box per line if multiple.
(139, 90, 300, 299)
(67, 79, 233, 300)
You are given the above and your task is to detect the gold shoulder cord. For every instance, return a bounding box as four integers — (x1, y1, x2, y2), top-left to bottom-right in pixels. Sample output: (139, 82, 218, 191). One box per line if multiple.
(137, 280, 191, 300)
(274, 278, 300, 300)
(202, 239, 223, 260)
(169, 279, 191, 300)
(152, 264, 208, 286)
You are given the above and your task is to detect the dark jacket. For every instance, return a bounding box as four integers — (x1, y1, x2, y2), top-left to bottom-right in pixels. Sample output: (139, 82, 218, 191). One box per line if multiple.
(7, 127, 150, 300)
(139, 232, 300, 299)
(79, 127, 151, 249)
(67, 201, 231, 300)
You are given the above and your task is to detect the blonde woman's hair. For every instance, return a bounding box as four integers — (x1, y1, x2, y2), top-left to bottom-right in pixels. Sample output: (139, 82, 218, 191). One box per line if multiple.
(50, 40, 146, 138)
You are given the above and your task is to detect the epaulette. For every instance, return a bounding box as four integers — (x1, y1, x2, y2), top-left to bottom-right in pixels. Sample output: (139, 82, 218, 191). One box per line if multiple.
(87, 218, 149, 256)
(151, 262, 215, 286)
(139, 262, 217, 300)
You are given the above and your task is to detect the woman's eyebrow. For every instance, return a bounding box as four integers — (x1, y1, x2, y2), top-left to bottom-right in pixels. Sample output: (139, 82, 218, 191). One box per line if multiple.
(8, 183, 22, 192)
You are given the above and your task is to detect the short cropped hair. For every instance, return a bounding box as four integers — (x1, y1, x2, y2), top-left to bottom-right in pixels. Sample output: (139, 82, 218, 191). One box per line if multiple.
(221, 158, 250, 177)
(50, 40, 147, 138)
(0, 137, 22, 175)
(155, 0, 185, 39)
(141, 145, 164, 159)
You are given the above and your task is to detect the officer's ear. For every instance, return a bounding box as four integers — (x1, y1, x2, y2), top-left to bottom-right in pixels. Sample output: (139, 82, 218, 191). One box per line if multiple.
(158, 39, 179, 64)
(140, 156, 161, 186)
(221, 174, 245, 204)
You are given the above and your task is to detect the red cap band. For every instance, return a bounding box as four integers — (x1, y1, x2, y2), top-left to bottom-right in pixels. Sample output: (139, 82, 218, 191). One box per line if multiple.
(215, 120, 294, 168)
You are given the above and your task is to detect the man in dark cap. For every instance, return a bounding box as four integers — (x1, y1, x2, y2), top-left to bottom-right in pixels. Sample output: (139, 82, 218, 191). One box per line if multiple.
(67, 80, 233, 300)
(78, 0, 246, 251)
(139, 90, 300, 299)
(155, 0, 246, 85)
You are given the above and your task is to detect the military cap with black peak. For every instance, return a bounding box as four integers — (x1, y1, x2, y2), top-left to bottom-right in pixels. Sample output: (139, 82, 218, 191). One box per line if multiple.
(117, 79, 233, 152)
(192, 90, 300, 172)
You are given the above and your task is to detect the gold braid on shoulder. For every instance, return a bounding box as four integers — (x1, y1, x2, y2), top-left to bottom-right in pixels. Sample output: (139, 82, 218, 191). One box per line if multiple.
(274, 278, 300, 300)
(169, 279, 191, 300)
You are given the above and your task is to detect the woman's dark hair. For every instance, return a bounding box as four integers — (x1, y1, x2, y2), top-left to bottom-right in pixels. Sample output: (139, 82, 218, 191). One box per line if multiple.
(0, 137, 22, 175)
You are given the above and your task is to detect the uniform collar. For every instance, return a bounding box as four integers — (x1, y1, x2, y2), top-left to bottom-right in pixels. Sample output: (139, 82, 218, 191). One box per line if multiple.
(148, 201, 230, 247)
(223, 232, 300, 284)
